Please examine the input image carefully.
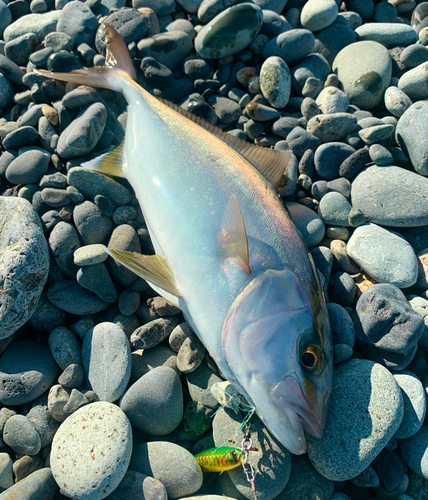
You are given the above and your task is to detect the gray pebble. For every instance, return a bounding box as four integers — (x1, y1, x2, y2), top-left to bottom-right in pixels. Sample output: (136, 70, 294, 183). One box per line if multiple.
(208, 96, 241, 124)
(318, 192, 352, 226)
(56, 1, 99, 46)
(77, 262, 118, 303)
(74, 244, 108, 267)
(51, 402, 132, 500)
(292, 54, 330, 96)
(4, 11, 60, 44)
(311, 246, 333, 283)
(4, 32, 37, 66)
(57, 103, 107, 159)
(354, 284, 424, 371)
(398, 62, 428, 101)
(358, 123, 394, 145)
(400, 426, 428, 480)
(62, 85, 98, 109)
(0, 453, 13, 490)
(401, 43, 428, 68)
(369, 144, 393, 165)
(315, 142, 355, 180)
(333, 343, 353, 364)
(3, 415, 41, 455)
(393, 370, 426, 439)
(351, 165, 428, 227)
(27, 404, 60, 448)
(307, 113, 358, 143)
(131, 346, 179, 383)
(44, 31, 74, 52)
(74, 201, 114, 246)
(0, 468, 57, 500)
(148, 296, 181, 316)
(285, 201, 325, 247)
(396, 101, 428, 176)
(82, 322, 131, 402)
(6, 149, 49, 185)
(186, 363, 222, 409)
(347, 223, 418, 288)
(68, 166, 131, 206)
(330, 239, 360, 275)
(58, 363, 85, 389)
(285, 127, 321, 157)
(49, 221, 81, 279)
(329, 271, 356, 306)
(112, 470, 168, 500)
(138, 31, 192, 69)
(47, 280, 109, 315)
(176, 332, 206, 373)
(131, 317, 181, 350)
(260, 56, 291, 109)
(48, 384, 71, 422)
(300, 0, 338, 32)
(130, 442, 202, 498)
(121, 366, 183, 435)
(107, 224, 141, 287)
(263, 29, 315, 65)
(356, 22, 417, 46)
(48, 326, 82, 370)
(316, 86, 349, 114)
(351, 465, 380, 488)
(27, 294, 66, 333)
(307, 359, 403, 481)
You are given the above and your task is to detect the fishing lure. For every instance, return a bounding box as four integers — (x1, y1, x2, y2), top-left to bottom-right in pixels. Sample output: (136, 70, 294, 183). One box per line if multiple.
(195, 447, 243, 472)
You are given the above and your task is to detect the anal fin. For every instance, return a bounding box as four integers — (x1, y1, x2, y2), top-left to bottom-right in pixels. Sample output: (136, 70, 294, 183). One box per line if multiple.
(218, 195, 251, 275)
(82, 140, 126, 178)
(104, 247, 181, 297)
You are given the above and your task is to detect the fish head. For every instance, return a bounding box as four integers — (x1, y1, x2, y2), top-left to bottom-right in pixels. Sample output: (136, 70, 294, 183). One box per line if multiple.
(222, 267, 332, 455)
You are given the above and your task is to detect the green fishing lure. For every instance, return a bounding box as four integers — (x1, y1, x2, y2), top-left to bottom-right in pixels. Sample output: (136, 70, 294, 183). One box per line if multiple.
(195, 447, 243, 472)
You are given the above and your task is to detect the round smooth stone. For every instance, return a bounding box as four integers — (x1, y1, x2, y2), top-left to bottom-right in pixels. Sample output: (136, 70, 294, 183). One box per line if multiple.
(332, 41, 392, 110)
(82, 322, 131, 402)
(291, 53, 330, 96)
(316, 86, 349, 114)
(307, 359, 404, 481)
(0, 341, 57, 406)
(369, 144, 393, 166)
(0, 2, 11, 39)
(329, 239, 360, 275)
(396, 101, 428, 176)
(195, 4, 263, 59)
(74, 201, 114, 246)
(49, 221, 80, 279)
(51, 402, 132, 500)
(120, 366, 183, 435)
(315, 142, 355, 180)
(49, 326, 82, 370)
(130, 442, 202, 498)
(74, 244, 108, 267)
(3, 415, 41, 455)
(399, 426, 428, 480)
(56, 1, 98, 46)
(354, 284, 424, 371)
(3, 11, 60, 44)
(329, 271, 356, 307)
(318, 192, 352, 226)
(400, 43, 428, 68)
(328, 302, 355, 347)
(306, 113, 358, 143)
(315, 22, 357, 67)
(393, 370, 426, 439)
(300, 0, 338, 32)
(6, 149, 49, 185)
(47, 280, 109, 315)
(263, 29, 316, 65)
(356, 22, 417, 46)
(260, 56, 291, 109)
(347, 223, 418, 288)
(131, 346, 178, 383)
(0, 468, 57, 499)
(398, 62, 428, 101)
(375, 1, 397, 22)
(285, 201, 325, 248)
(137, 31, 192, 70)
(351, 165, 428, 227)
(213, 407, 291, 500)
(358, 123, 394, 145)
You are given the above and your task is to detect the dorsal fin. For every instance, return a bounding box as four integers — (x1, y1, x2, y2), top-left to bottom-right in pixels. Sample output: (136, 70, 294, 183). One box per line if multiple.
(218, 194, 251, 275)
(157, 97, 292, 190)
(82, 140, 126, 178)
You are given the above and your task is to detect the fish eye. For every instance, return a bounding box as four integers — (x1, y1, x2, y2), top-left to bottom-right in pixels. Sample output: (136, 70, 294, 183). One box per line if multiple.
(301, 344, 323, 371)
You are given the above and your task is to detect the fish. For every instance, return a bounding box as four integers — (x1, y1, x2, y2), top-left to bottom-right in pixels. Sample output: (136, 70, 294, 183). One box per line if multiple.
(195, 447, 243, 472)
(36, 24, 333, 455)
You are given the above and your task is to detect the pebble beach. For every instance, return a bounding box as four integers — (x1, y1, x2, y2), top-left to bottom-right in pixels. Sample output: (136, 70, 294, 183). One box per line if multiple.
(1, 0, 428, 498)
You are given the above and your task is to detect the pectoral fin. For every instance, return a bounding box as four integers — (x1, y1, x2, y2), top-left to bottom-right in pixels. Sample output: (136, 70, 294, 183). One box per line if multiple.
(218, 195, 251, 275)
(82, 140, 126, 178)
(158, 98, 292, 190)
(104, 247, 181, 297)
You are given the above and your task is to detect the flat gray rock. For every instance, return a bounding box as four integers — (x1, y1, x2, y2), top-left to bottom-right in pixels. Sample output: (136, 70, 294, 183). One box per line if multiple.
(130, 441, 203, 498)
(82, 322, 131, 402)
(351, 165, 428, 227)
(396, 101, 428, 176)
(347, 223, 418, 288)
(0, 197, 49, 339)
(307, 359, 403, 481)
(51, 402, 132, 500)
(0, 341, 58, 406)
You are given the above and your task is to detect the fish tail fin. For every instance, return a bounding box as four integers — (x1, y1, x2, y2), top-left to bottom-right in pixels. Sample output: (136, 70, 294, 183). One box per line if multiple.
(33, 23, 136, 91)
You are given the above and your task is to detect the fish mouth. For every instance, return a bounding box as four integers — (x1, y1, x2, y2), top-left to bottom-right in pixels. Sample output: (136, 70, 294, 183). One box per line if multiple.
(271, 375, 329, 442)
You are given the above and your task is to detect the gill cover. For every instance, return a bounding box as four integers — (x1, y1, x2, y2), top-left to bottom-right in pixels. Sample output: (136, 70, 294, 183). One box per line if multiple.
(222, 268, 332, 454)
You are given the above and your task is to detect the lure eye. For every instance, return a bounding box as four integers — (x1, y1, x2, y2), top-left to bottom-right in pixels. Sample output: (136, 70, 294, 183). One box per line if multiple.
(301, 344, 323, 372)
(229, 450, 239, 463)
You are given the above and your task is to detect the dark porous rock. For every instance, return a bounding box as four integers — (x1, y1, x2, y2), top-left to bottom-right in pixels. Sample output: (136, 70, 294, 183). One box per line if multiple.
(121, 366, 183, 435)
(263, 29, 315, 65)
(351, 165, 428, 227)
(67, 167, 131, 206)
(0, 197, 50, 339)
(47, 280, 109, 315)
(130, 441, 202, 498)
(49, 221, 81, 279)
(56, 1, 99, 46)
(0, 467, 58, 499)
(3, 414, 41, 455)
(57, 102, 107, 159)
(0, 341, 58, 406)
(82, 322, 131, 402)
(354, 284, 425, 370)
(48, 326, 82, 371)
(73, 201, 114, 246)
(107, 224, 141, 287)
(131, 316, 181, 350)
(138, 31, 192, 70)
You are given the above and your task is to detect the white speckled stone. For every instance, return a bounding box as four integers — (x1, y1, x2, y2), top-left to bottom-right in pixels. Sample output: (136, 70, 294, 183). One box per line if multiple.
(260, 56, 291, 109)
(51, 402, 132, 500)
